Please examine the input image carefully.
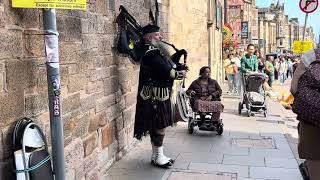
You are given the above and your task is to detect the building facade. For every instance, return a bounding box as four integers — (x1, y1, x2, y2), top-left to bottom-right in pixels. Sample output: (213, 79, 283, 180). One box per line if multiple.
(257, 3, 316, 54)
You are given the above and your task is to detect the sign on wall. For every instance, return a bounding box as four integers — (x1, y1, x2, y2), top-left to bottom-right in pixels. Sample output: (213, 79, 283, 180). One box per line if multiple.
(241, 21, 249, 39)
(12, 0, 86, 10)
(216, 1, 222, 29)
(293, 41, 313, 53)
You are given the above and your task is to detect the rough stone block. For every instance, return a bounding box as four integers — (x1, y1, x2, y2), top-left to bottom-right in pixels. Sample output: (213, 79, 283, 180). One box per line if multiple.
(101, 123, 115, 148)
(123, 106, 135, 127)
(116, 129, 127, 150)
(89, 111, 106, 132)
(0, 29, 23, 60)
(84, 150, 98, 174)
(24, 31, 45, 57)
(97, 146, 109, 170)
(90, 68, 111, 82)
(62, 93, 81, 115)
(57, 15, 82, 42)
(0, 73, 4, 91)
(80, 92, 104, 111)
(84, 132, 98, 157)
(65, 168, 76, 180)
(97, 35, 113, 55)
(104, 104, 122, 123)
(95, 94, 116, 113)
(73, 112, 90, 138)
(103, 77, 119, 96)
(124, 92, 137, 108)
(115, 116, 124, 131)
(118, 67, 132, 83)
(25, 93, 48, 117)
(68, 74, 86, 93)
(86, 81, 103, 94)
(0, 89, 24, 127)
(65, 138, 84, 171)
(75, 163, 85, 180)
(108, 141, 118, 158)
(85, 168, 99, 180)
(63, 110, 81, 137)
(81, 34, 99, 50)
(5, 59, 28, 91)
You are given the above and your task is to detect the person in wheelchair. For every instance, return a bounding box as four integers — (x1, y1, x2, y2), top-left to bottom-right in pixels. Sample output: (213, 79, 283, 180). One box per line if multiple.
(186, 66, 224, 129)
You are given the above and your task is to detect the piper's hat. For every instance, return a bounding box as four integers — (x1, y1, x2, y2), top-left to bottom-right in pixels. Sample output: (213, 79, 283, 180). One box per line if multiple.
(141, 24, 160, 35)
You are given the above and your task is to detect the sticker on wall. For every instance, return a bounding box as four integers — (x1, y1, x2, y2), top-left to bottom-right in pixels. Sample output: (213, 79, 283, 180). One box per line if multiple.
(12, 0, 86, 10)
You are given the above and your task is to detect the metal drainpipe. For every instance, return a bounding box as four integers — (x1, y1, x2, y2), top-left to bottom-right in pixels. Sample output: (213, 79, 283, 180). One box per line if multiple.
(43, 9, 66, 180)
(207, 0, 212, 68)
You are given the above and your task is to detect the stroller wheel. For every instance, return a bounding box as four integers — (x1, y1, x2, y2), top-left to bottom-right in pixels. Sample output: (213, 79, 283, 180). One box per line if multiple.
(238, 102, 242, 115)
(264, 110, 267, 117)
(188, 118, 194, 134)
(217, 124, 223, 135)
(247, 110, 251, 117)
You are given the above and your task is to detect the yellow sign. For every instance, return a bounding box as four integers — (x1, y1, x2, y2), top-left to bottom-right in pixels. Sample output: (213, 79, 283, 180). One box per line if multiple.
(12, 0, 86, 10)
(293, 41, 313, 53)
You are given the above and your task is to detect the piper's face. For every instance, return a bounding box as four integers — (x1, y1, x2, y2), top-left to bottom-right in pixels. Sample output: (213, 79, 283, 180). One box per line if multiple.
(150, 32, 162, 41)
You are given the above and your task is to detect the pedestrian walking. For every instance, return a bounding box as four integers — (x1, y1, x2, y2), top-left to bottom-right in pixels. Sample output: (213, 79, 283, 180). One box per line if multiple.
(255, 50, 265, 73)
(265, 56, 275, 87)
(240, 44, 258, 74)
(287, 58, 294, 79)
(234, 52, 242, 96)
(279, 56, 288, 86)
(134, 24, 187, 168)
(274, 58, 280, 81)
(292, 48, 320, 180)
(224, 53, 236, 95)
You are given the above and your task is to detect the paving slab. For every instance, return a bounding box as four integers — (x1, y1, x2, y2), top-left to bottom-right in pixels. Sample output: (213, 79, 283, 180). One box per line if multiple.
(188, 162, 249, 178)
(166, 171, 235, 180)
(265, 157, 299, 169)
(222, 155, 265, 167)
(250, 166, 303, 180)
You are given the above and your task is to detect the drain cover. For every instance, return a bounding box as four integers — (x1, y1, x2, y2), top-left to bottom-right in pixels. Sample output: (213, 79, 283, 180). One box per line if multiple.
(232, 138, 275, 149)
(167, 172, 233, 180)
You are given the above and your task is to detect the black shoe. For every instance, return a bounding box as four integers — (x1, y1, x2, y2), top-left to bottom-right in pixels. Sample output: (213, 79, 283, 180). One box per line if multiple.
(299, 162, 310, 180)
(151, 161, 172, 168)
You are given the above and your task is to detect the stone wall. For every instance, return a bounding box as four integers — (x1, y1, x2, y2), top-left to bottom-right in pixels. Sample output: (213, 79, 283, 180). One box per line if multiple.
(0, 0, 154, 179)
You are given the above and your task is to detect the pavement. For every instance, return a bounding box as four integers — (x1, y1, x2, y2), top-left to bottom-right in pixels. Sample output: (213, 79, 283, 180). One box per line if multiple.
(104, 81, 303, 180)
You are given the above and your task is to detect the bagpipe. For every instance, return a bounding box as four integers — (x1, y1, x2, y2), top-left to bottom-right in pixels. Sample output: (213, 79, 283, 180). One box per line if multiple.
(115, 6, 189, 79)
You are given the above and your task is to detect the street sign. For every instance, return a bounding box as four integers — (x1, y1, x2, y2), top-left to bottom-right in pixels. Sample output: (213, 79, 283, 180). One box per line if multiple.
(299, 0, 318, 14)
(241, 21, 248, 39)
(293, 41, 313, 53)
(12, 0, 86, 10)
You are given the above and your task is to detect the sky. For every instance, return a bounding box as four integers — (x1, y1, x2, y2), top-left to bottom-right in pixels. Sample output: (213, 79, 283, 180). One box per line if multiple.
(256, 0, 320, 42)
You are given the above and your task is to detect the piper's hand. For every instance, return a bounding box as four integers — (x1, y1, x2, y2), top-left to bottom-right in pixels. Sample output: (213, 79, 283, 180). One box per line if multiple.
(177, 63, 189, 71)
(177, 70, 187, 80)
(178, 49, 188, 56)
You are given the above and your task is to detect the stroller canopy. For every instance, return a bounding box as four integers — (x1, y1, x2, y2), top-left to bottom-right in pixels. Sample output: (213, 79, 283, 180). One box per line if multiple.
(245, 73, 266, 93)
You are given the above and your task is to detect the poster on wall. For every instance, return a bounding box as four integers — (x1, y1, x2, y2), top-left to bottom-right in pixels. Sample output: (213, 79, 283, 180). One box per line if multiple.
(241, 21, 248, 39)
(216, 1, 222, 29)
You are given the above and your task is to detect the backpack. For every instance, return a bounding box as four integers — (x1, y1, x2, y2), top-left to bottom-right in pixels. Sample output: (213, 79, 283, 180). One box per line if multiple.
(116, 6, 146, 63)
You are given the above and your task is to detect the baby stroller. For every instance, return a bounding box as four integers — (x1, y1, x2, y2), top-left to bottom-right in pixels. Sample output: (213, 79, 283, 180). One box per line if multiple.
(175, 82, 224, 135)
(238, 73, 267, 117)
